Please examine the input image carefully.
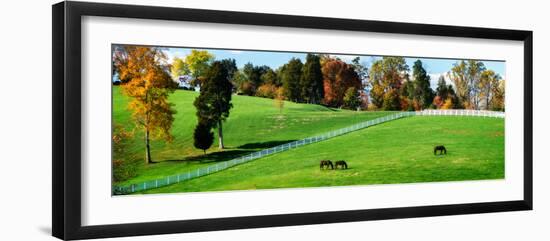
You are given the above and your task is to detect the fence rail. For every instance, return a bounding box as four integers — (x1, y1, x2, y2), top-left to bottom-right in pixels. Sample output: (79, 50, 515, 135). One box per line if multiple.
(113, 109, 504, 194)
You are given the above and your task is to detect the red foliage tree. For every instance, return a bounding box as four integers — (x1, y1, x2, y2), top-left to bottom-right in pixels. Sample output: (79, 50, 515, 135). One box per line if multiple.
(321, 59, 362, 107)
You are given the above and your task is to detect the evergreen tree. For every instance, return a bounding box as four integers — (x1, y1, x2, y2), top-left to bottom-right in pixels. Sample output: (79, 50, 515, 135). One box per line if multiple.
(281, 58, 303, 102)
(300, 54, 324, 104)
(193, 121, 214, 154)
(194, 61, 233, 149)
(412, 60, 434, 109)
(435, 75, 449, 99)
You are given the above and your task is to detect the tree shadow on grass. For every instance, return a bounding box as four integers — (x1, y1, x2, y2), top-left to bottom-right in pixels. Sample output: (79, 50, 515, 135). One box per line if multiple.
(157, 140, 296, 164)
(162, 149, 254, 164)
(238, 140, 297, 149)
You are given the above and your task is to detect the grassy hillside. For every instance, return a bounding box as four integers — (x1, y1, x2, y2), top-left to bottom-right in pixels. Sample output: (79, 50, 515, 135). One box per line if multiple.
(141, 116, 504, 194)
(113, 86, 392, 185)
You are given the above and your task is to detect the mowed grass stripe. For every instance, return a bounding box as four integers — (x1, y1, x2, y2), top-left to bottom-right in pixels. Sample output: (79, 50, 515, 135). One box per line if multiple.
(141, 116, 504, 194)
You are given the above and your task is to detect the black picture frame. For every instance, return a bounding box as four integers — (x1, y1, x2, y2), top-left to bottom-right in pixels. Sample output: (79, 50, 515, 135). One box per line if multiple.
(52, 1, 533, 240)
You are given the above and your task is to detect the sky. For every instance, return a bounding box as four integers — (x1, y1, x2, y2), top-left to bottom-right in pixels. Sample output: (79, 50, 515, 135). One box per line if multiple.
(164, 47, 505, 90)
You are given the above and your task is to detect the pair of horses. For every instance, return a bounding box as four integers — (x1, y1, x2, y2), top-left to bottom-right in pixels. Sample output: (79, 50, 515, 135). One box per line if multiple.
(320, 160, 348, 170)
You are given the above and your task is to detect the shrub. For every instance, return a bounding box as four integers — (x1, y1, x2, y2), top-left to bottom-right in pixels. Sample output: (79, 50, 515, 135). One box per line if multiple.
(112, 125, 136, 182)
(256, 83, 278, 99)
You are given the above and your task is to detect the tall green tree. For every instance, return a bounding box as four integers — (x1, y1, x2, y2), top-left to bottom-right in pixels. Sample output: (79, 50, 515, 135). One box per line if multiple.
(300, 54, 324, 104)
(220, 58, 238, 80)
(113, 46, 178, 164)
(412, 60, 434, 109)
(281, 58, 303, 102)
(261, 68, 279, 86)
(435, 75, 449, 99)
(194, 61, 234, 149)
(242, 63, 270, 95)
(193, 121, 214, 154)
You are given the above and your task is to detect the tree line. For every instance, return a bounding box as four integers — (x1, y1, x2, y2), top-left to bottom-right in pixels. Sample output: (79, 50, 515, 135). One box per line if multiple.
(171, 51, 504, 112)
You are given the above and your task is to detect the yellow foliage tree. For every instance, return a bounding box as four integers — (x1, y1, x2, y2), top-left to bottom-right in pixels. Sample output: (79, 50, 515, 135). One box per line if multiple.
(441, 97, 454, 109)
(114, 46, 178, 164)
(274, 87, 285, 114)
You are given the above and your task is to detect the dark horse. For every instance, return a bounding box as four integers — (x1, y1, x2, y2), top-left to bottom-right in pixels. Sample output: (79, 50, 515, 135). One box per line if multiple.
(335, 160, 348, 169)
(320, 160, 334, 170)
(434, 145, 447, 155)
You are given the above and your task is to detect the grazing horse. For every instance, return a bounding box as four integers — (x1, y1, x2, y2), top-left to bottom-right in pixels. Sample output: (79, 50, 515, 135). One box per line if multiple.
(335, 160, 348, 169)
(320, 160, 334, 170)
(434, 145, 447, 155)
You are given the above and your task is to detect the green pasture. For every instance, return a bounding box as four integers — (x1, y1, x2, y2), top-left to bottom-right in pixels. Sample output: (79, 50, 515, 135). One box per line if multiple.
(141, 116, 504, 194)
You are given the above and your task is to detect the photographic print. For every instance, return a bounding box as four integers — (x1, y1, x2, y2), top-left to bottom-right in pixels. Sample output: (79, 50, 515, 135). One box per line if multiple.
(111, 45, 505, 195)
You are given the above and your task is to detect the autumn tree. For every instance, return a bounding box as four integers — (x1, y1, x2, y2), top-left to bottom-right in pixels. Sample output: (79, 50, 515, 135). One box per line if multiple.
(280, 58, 303, 102)
(434, 75, 460, 109)
(368, 57, 409, 110)
(114, 46, 178, 164)
(448, 60, 469, 108)
(274, 87, 285, 113)
(491, 79, 505, 111)
(441, 97, 454, 109)
(112, 124, 136, 181)
(382, 89, 401, 110)
(448, 60, 487, 109)
(193, 61, 234, 149)
(185, 50, 214, 87)
(342, 87, 361, 110)
(321, 59, 361, 107)
(300, 54, 324, 104)
(412, 60, 434, 109)
(170, 57, 188, 80)
(466, 60, 486, 109)
(256, 83, 278, 99)
(193, 121, 214, 154)
(479, 69, 501, 110)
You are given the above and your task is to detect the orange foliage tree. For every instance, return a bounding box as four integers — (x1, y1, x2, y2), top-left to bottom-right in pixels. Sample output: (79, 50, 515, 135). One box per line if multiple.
(114, 46, 178, 164)
(321, 59, 361, 107)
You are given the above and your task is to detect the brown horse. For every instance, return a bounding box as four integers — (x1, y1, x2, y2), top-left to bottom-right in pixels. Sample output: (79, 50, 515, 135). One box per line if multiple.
(320, 160, 334, 170)
(335, 160, 348, 169)
(434, 145, 447, 155)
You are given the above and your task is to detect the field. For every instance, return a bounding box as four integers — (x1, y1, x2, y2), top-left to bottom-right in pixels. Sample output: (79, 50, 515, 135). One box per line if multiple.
(113, 87, 504, 193)
(141, 116, 504, 193)
(113, 86, 393, 186)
